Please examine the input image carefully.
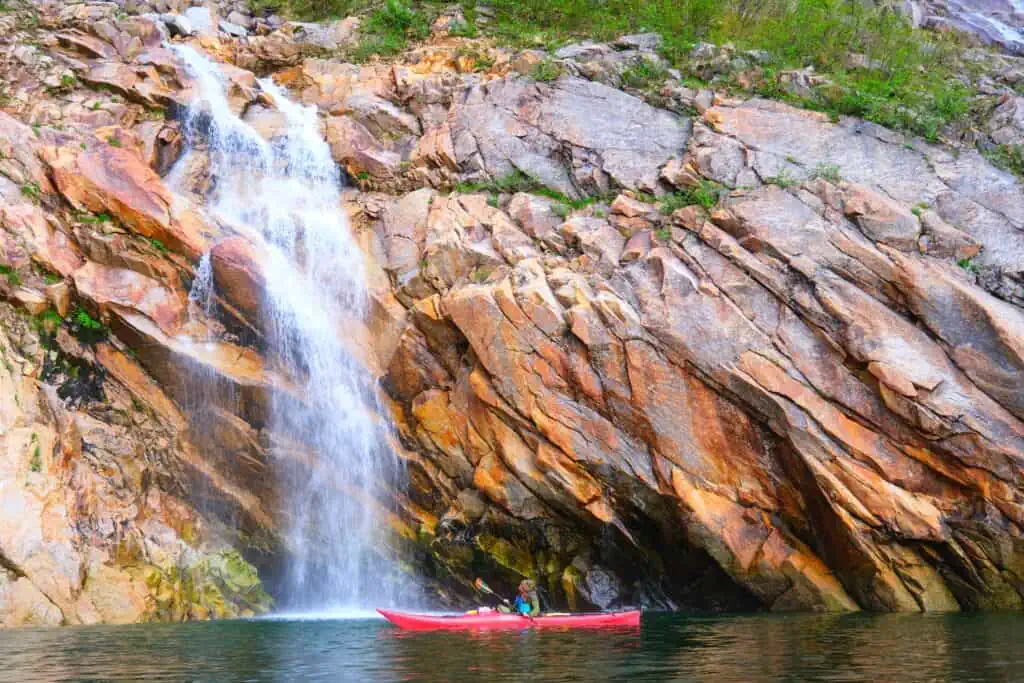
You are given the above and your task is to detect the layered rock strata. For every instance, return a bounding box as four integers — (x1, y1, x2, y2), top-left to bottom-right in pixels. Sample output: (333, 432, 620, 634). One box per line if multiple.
(1, 0, 1024, 623)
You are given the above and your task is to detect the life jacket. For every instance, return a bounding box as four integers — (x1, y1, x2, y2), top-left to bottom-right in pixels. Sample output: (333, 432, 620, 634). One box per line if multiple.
(513, 595, 531, 615)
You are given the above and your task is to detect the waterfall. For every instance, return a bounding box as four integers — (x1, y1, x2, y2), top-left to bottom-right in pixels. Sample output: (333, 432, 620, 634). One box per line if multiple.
(187, 250, 215, 319)
(171, 45, 404, 611)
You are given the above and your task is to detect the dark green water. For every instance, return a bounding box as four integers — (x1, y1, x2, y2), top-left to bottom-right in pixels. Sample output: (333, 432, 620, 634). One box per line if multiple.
(2, 612, 1024, 682)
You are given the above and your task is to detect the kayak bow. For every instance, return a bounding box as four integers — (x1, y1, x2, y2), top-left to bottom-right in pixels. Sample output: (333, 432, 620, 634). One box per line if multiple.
(377, 608, 641, 631)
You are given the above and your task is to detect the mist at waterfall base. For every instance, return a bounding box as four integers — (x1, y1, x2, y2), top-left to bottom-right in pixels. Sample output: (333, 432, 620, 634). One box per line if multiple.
(171, 45, 412, 614)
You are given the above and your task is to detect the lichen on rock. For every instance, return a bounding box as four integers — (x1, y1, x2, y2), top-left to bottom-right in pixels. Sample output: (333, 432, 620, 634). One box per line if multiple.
(142, 550, 272, 621)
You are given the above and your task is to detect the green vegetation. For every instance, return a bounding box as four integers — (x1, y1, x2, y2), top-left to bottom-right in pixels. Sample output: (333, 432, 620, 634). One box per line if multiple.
(0, 265, 21, 286)
(76, 211, 112, 224)
(551, 202, 571, 219)
(983, 144, 1024, 181)
(655, 228, 672, 242)
(349, 0, 429, 61)
(448, 19, 478, 38)
(147, 237, 169, 254)
(765, 169, 798, 188)
(29, 433, 41, 473)
(59, 74, 77, 89)
(73, 307, 103, 330)
(455, 45, 494, 70)
(620, 58, 670, 91)
(20, 182, 41, 202)
(144, 550, 273, 621)
(355, 170, 370, 180)
(660, 180, 722, 213)
(107, 136, 122, 148)
(958, 257, 980, 275)
(249, 0, 978, 139)
(70, 306, 108, 344)
(454, 169, 613, 214)
(32, 308, 63, 335)
(810, 162, 842, 183)
(454, 168, 538, 195)
(249, 0, 361, 19)
(483, 0, 974, 139)
(531, 58, 563, 83)
(471, 266, 493, 283)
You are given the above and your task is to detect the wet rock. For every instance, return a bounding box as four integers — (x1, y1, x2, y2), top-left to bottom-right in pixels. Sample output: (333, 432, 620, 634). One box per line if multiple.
(219, 20, 247, 37)
(40, 145, 209, 259)
(184, 6, 215, 36)
(210, 236, 268, 324)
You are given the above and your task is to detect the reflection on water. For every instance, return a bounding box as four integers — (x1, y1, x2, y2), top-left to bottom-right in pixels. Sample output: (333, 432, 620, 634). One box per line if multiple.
(2, 613, 1024, 682)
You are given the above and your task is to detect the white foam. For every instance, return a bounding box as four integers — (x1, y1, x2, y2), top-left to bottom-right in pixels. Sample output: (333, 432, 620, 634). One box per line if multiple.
(172, 45, 406, 612)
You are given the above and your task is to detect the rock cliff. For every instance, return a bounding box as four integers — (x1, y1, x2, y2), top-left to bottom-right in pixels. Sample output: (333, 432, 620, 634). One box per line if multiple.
(2, 0, 1024, 624)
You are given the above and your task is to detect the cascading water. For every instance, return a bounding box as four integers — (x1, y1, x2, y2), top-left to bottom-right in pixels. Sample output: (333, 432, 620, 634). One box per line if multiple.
(171, 45, 405, 612)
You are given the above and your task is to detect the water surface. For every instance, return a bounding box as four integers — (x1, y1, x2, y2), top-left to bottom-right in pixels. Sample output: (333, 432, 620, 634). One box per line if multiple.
(2, 612, 1023, 682)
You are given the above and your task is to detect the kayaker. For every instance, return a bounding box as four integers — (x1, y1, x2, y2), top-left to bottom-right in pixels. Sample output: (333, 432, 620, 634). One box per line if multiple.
(512, 580, 541, 617)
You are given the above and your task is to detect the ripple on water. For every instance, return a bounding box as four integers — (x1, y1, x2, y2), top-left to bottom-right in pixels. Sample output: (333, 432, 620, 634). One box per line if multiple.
(3, 613, 1024, 683)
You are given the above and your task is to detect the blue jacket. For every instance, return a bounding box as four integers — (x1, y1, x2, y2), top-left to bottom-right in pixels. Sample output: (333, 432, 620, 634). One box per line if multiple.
(513, 595, 536, 616)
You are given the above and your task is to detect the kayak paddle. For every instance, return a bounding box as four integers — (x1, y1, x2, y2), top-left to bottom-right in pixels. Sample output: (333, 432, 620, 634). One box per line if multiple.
(474, 578, 534, 622)
(473, 578, 510, 605)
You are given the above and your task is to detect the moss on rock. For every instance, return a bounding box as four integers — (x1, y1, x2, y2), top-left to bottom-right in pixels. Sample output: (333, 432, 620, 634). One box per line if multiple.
(142, 550, 272, 622)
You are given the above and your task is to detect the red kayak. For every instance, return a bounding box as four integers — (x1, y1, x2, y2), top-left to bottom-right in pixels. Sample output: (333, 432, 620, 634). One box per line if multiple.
(377, 608, 641, 631)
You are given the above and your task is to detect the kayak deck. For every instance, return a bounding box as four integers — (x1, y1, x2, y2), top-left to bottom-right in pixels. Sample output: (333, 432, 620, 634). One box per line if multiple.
(377, 608, 641, 630)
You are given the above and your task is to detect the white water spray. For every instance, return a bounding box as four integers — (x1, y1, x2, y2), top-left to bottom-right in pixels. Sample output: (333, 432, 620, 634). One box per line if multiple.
(172, 45, 404, 611)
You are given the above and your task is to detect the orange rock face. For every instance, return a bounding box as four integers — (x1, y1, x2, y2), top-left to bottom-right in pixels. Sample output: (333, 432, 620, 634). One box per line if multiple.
(370, 97, 1024, 611)
(42, 145, 208, 259)
(3, 0, 1024, 623)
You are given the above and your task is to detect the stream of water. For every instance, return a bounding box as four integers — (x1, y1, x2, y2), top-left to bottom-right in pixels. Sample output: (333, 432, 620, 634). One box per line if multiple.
(172, 46, 404, 611)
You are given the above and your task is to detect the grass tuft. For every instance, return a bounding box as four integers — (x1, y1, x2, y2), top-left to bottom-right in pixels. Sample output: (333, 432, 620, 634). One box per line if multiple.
(957, 257, 980, 274)
(765, 169, 797, 188)
(70, 306, 108, 344)
(245, 0, 987, 141)
(660, 180, 722, 213)
(983, 144, 1024, 181)
(147, 238, 169, 254)
(350, 0, 429, 61)
(531, 58, 563, 82)
(620, 59, 670, 91)
(810, 162, 842, 183)
(0, 265, 21, 286)
(20, 183, 41, 202)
